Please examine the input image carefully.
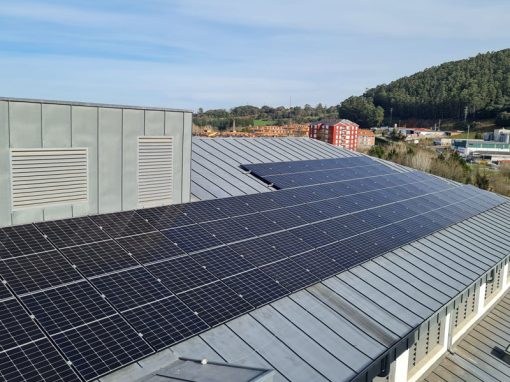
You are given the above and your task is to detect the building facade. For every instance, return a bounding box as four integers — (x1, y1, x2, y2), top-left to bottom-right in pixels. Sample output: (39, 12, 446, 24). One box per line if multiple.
(357, 129, 375, 148)
(309, 119, 359, 150)
(0, 97, 192, 227)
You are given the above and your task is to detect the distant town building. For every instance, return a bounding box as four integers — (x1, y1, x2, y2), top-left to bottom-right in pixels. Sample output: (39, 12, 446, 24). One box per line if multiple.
(249, 124, 308, 137)
(397, 127, 446, 139)
(357, 129, 375, 148)
(309, 119, 359, 150)
(453, 139, 510, 163)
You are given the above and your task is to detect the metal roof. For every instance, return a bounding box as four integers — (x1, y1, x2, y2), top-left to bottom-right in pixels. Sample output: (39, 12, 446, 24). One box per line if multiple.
(0, 96, 192, 113)
(421, 290, 510, 382)
(99, 138, 510, 382)
(191, 137, 408, 200)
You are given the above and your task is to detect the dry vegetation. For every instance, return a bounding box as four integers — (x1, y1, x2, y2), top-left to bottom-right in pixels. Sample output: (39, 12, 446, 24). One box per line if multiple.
(366, 142, 510, 197)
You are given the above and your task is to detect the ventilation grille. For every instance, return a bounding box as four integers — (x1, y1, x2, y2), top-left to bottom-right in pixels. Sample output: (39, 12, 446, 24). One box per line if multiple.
(10, 148, 88, 209)
(138, 136, 173, 207)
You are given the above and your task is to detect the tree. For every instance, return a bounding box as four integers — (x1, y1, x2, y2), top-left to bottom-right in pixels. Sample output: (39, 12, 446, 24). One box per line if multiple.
(338, 96, 385, 127)
(496, 111, 510, 127)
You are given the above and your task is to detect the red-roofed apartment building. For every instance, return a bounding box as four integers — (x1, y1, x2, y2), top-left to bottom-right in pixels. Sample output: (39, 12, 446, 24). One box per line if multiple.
(309, 119, 359, 150)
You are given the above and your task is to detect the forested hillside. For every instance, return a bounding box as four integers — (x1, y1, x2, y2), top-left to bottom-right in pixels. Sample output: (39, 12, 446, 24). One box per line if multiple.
(195, 49, 510, 129)
(366, 49, 510, 120)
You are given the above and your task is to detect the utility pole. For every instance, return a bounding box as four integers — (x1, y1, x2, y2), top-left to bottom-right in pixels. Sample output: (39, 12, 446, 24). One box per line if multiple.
(390, 107, 393, 127)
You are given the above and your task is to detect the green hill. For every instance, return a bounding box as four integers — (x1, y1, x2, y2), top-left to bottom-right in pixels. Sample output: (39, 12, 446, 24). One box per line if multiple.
(195, 49, 510, 129)
(365, 49, 510, 121)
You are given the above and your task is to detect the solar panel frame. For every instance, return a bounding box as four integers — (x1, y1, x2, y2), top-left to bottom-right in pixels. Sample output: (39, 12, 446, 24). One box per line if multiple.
(121, 296, 209, 350)
(89, 211, 157, 238)
(61, 240, 139, 278)
(178, 281, 253, 327)
(222, 269, 289, 307)
(0, 225, 54, 260)
(0, 339, 81, 382)
(0, 251, 83, 295)
(115, 232, 186, 265)
(35, 217, 111, 249)
(52, 315, 153, 381)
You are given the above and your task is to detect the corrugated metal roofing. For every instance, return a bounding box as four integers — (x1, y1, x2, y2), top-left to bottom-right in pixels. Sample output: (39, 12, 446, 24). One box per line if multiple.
(111, 203, 509, 382)
(421, 290, 510, 382)
(97, 138, 510, 382)
(191, 137, 408, 200)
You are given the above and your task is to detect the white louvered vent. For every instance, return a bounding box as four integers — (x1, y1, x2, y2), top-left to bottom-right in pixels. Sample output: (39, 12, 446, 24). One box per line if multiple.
(138, 136, 173, 207)
(10, 148, 88, 209)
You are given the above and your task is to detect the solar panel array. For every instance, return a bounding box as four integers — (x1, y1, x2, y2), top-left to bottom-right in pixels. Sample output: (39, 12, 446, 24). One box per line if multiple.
(0, 157, 506, 381)
(241, 156, 395, 188)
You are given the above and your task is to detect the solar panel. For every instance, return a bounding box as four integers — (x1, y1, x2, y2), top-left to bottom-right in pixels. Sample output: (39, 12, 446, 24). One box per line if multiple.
(0, 156, 507, 381)
(228, 238, 287, 266)
(21, 282, 118, 334)
(0, 225, 53, 259)
(121, 296, 209, 350)
(162, 225, 223, 253)
(261, 231, 314, 257)
(0, 298, 45, 352)
(0, 339, 81, 382)
(199, 218, 256, 244)
(52, 315, 153, 381)
(191, 246, 255, 279)
(36, 217, 110, 249)
(90, 267, 173, 311)
(0, 251, 83, 295)
(146, 256, 218, 294)
(222, 269, 289, 307)
(178, 281, 253, 327)
(243, 157, 399, 189)
(89, 211, 157, 238)
(136, 205, 195, 230)
(260, 258, 320, 291)
(116, 231, 185, 264)
(61, 240, 139, 278)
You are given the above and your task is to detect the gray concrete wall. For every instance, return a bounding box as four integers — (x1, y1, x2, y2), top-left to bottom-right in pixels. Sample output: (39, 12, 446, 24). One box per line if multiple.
(0, 97, 192, 227)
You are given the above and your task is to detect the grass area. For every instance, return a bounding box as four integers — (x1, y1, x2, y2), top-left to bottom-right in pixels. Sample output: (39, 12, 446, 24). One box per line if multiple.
(253, 120, 277, 126)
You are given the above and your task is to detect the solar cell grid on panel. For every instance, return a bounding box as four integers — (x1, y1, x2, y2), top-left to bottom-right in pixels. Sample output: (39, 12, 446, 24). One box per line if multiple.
(0, 225, 53, 259)
(178, 281, 253, 327)
(0, 298, 45, 352)
(230, 213, 281, 236)
(146, 256, 218, 294)
(162, 224, 223, 253)
(260, 258, 320, 292)
(199, 218, 256, 244)
(62, 240, 139, 278)
(90, 267, 173, 312)
(228, 238, 287, 267)
(21, 281, 117, 334)
(191, 246, 255, 279)
(288, 225, 336, 248)
(0, 283, 11, 301)
(121, 296, 209, 350)
(116, 232, 185, 265)
(52, 314, 153, 381)
(261, 230, 314, 257)
(0, 339, 81, 382)
(90, 211, 157, 238)
(135, 205, 195, 230)
(240, 193, 281, 211)
(179, 201, 228, 223)
(292, 250, 347, 279)
(206, 196, 256, 217)
(0, 251, 83, 295)
(287, 204, 330, 223)
(35, 217, 111, 249)
(261, 208, 307, 229)
(222, 269, 288, 308)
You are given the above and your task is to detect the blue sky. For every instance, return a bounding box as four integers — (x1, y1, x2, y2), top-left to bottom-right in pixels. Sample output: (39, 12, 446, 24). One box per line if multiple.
(0, 0, 509, 111)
